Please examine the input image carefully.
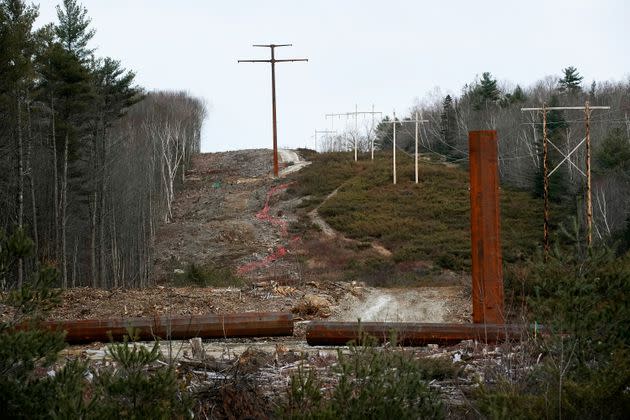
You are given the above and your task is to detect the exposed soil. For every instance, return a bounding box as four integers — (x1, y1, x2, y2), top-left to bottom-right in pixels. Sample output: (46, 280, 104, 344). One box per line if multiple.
(151, 149, 283, 282)
(44, 148, 470, 324)
(331, 286, 469, 323)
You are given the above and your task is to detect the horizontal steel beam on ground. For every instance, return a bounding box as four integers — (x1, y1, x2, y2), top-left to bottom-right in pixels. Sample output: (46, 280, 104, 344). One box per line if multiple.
(306, 321, 532, 346)
(26, 312, 294, 344)
(521, 106, 610, 111)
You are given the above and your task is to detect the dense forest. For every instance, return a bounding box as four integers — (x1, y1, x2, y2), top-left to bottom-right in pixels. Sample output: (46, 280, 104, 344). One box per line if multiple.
(322, 70, 630, 243)
(0, 0, 206, 289)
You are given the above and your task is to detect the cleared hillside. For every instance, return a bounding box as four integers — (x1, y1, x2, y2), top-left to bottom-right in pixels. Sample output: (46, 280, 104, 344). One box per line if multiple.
(291, 150, 546, 273)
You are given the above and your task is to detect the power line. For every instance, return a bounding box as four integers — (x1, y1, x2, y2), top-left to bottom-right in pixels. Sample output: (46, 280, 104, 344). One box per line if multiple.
(238, 43, 308, 177)
(521, 103, 611, 251)
(383, 111, 428, 184)
(325, 105, 382, 161)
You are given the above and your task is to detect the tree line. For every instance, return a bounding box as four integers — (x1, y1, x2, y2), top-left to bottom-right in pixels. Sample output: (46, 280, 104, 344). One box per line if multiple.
(0, 0, 206, 289)
(328, 68, 629, 243)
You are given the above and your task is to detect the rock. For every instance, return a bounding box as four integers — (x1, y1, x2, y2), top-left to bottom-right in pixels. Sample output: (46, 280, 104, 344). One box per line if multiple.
(274, 285, 296, 296)
(173, 268, 185, 274)
(292, 294, 331, 317)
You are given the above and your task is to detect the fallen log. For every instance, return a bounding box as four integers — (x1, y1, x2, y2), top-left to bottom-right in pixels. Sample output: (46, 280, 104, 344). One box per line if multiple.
(306, 321, 534, 346)
(29, 312, 294, 344)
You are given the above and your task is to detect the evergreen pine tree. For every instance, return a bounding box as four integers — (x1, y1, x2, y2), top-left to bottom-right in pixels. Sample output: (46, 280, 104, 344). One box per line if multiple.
(558, 66, 583, 94)
(54, 0, 95, 61)
(471, 72, 500, 110)
(595, 127, 630, 174)
(479, 72, 500, 102)
(511, 85, 526, 103)
(91, 57, 142, 123)
(589, 80, 597, 99)
(439, 95, 457, 157)
(0, 0, 38, 100)
(375, 116, 399, 150)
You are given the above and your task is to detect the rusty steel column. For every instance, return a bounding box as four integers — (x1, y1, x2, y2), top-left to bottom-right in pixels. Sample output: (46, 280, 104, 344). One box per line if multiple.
(271, 46, 279, 177)
(29, 312, 294, 344)
(469, 130, 504, 324)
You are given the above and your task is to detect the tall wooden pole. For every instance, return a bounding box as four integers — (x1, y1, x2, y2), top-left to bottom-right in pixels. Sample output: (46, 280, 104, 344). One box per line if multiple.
(542, 104, 550, 258)
(393, 111, 397, 185)
(238, 44, 308, 177)
(371, 104, 375, 160)
(469, 130, 504, 324)
(386, 112, 427, 185)
(523, 104, 610, 253)
(585, 101, 593, 246)
(354, 104, 358, 162)
(415, 111, 419, 184)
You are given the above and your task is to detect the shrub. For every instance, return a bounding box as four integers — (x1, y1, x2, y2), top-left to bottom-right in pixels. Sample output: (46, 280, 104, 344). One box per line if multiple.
(293, 152, 544, 271)
(476, 221, 630, 419)
(0, 229, 192, 418)
(175, 263, 244, 287)
(281, 335, 448, 419)
(90, 334, 191, 419)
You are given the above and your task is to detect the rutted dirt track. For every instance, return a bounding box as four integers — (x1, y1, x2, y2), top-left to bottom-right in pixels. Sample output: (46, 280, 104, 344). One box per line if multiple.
(49, 149, 470, 325)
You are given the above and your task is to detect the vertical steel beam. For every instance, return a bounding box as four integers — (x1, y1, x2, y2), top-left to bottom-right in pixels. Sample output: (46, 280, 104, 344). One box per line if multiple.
(271, 46, 279, 177)
(469, 130, 504, 324)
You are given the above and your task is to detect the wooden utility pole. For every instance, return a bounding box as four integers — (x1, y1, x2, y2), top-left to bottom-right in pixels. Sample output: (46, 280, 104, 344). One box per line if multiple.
(543, 106, 550, 255)
(393, 111, 397, 184)
(585, 101, 593, 246)
(326, 106, 382, 161)
(521, 103, 610, 252)
(238, 44, 308, 177)
(371, 104, 376, 160)
(354, 104, 358, 161)
(384, 112, 428, 184)
(415, 112, 419, 184)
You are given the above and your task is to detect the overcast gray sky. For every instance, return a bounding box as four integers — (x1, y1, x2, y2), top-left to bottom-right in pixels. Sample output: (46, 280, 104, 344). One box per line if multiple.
(36, 0, 629, 152)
